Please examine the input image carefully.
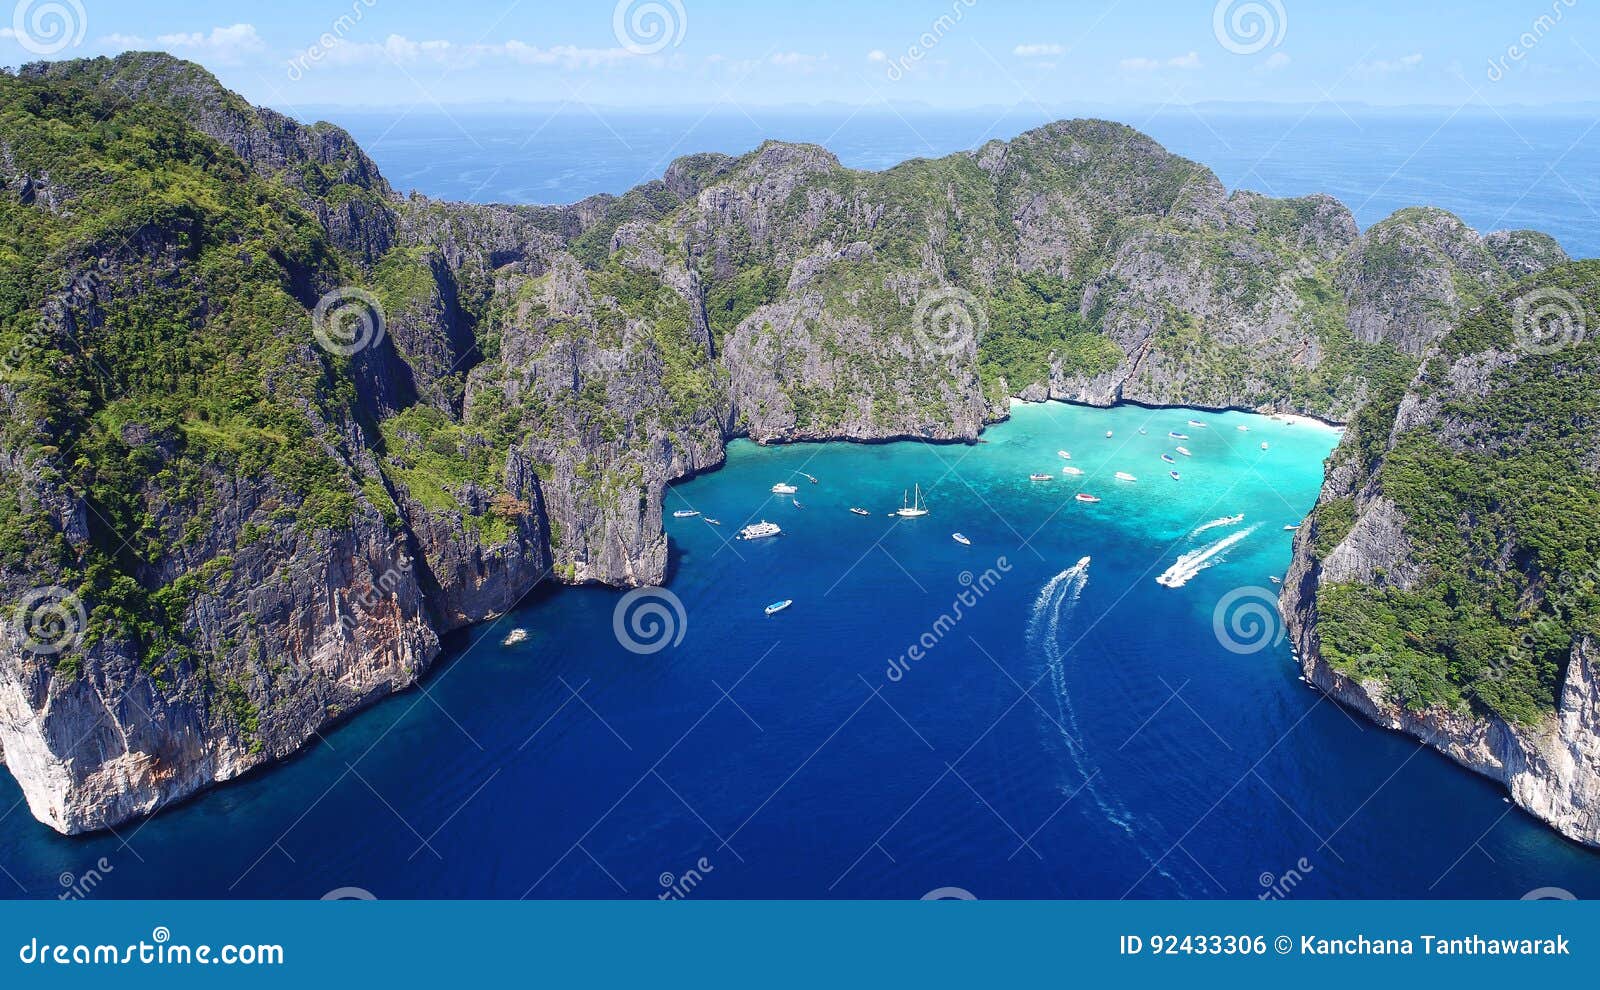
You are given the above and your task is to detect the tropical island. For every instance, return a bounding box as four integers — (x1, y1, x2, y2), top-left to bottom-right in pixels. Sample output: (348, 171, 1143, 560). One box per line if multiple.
(1, 52, 1596, 850)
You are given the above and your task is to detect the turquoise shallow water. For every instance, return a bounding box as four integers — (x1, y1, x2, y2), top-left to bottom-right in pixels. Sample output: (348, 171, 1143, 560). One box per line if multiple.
(4, 400, 1600, 898)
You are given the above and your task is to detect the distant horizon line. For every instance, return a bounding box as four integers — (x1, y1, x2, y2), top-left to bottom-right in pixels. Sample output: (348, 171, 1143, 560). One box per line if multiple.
(277, 98, 1600, 116)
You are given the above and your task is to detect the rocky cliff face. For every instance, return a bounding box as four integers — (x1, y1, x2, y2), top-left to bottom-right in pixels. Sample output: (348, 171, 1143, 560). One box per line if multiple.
(1283, 260, 1600, 845)
(0, 52, 1579, 834)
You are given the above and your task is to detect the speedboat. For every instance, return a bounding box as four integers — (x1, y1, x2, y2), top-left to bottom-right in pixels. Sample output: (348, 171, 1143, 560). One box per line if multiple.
(800, 472, 818, 484)
(1115, 472, 1137, 482)
(896, 484, 930, 517)
(738, 521, 782, 541)
(1176, 446, 1191, 457)
(1188, 420, 1207, 428)
(792, 499, 804, 509)
(1075, 493, 1101, 503)
(672, 509, 700, 518)
(1161, 454, 1176, 464)
(502, 628, 529, 646)
(1169, 470, 1181, 480)
(1029, 473, 1053, 482)
(704, 518, 722, 526)
(765, 600, 793, 616)
(1168, 431, 1189, 440)
(771, 482, 798, 495)
(1139, 427, 1147, 435)
(952, 533, 971, 546)
(1284, 524, 1299, 531)
(1105, 430, 1113, 438)
(849, 507, 870, 516)
(1269, 576, 1281, 585)
(1260, 442, 1270, 450)
(1237, 424, 1249, 432)
(1058, 450, 1072, 459)
(1061, 466, 1084, 476)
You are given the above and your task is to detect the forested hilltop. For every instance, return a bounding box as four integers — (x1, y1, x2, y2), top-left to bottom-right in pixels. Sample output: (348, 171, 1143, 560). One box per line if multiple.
(0, 52, 1580, 834)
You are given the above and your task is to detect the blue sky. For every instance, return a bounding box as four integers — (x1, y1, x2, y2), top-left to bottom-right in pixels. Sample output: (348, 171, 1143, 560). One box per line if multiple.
(1, 0, 1594, 111)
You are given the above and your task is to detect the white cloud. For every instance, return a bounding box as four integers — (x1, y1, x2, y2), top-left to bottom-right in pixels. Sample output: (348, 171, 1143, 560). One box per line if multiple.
(101, 23, 265, 65)
(1261, 51, 1291, 71)
(1356, 52, 1423, 76)
(1014, 43, 1064, 57)
(1120, 52, 1203, 71)
(314, 34, 634, 70)
(867, 49, 887, 62)
(770, 51, 827, 67)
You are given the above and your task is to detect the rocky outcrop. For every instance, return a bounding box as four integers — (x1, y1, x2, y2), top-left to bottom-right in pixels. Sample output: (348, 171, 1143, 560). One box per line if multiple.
(1283, 260, 1600, 846)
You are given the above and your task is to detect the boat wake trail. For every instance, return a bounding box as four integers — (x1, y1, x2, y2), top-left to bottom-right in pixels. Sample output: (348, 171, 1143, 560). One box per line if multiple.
(1189, 513, 1244, 538)
(1029, 557, 1185, 890)
(1156, 526, 1259, 588)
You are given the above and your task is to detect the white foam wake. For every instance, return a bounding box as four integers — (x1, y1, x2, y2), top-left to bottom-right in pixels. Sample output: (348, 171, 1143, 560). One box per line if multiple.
(1190, 513, 1244, 538)
(1028, 556, 1193, 891)
(1156, 526, 1258, 588)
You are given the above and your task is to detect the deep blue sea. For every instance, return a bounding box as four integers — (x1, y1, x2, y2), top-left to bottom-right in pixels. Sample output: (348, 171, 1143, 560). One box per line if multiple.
(6, 403, 1600, 899)
(322, 107, 1600, 258)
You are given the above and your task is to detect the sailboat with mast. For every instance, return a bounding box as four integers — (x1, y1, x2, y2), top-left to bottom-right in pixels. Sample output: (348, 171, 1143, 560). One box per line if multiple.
(896, 484, 929, 518)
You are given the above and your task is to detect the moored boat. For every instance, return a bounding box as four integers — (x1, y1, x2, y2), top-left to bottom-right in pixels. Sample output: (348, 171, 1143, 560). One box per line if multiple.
(849, 507, 870, 516)
(1169, 470, 1181, 480)
(704, 518, 721, 526)
(672, 509, 700, 518)
(502, 628, 529, 646)
(765, 599, 793, 616)
(1176, 446, 1191, 457)
(952, 533, 971, 546)
(1061, 466, 1084, 476)
(737, 520, 782, 540)
(1058, 450, 1072, 459)
(1189, 419, 1207, 428)
(771, 482, 798, 495)
(1029, 473, 1053, 482)
(1161, 454, 1176, 464)
(1075, 493, 1101, 503)
(1115, 472, 1137, 482)
(1261, 442, 1270, 450)
(1169, 431, 1189, 440)
(896, 484, 929, 517)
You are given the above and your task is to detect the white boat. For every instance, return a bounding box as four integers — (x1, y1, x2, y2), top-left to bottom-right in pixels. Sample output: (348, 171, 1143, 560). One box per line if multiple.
(1261, 442, 1270, 450)
(1075, 493, 1101, 503)
(1061, 465, 1084, 476)
(502, 628, 529, 646)
(1161, 454, 1176, 464)
(792, 499, 804, 509)
(800, 472, 818, 484)
(1176, 446, 1192, 457)
(1284, 524, 1299, 531)
(1029, 473, 1053, 482)
(765, 600, 793, 616)
(1189, 420, 1207, 428)
(849, 507, 870, 516)
(771, 482, 798, 495)
(1169, 470, 1181, 480)
(896, 484, 929, 518)
(1058, 450, 1072, 460)
(704, 518, 721, 526)
(1269, 576, 1281, 585)
(1237, 424, 1250, 432)
(1169, 431, 1189, 440)
(672, 509, 700, 518)
(1115, 472, 1137, 482)
(737, 520, 782, 541)
(1139, 428, 1148, 435)
(952, 533, 971, 546)
(1105, 430, 1113, 438)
